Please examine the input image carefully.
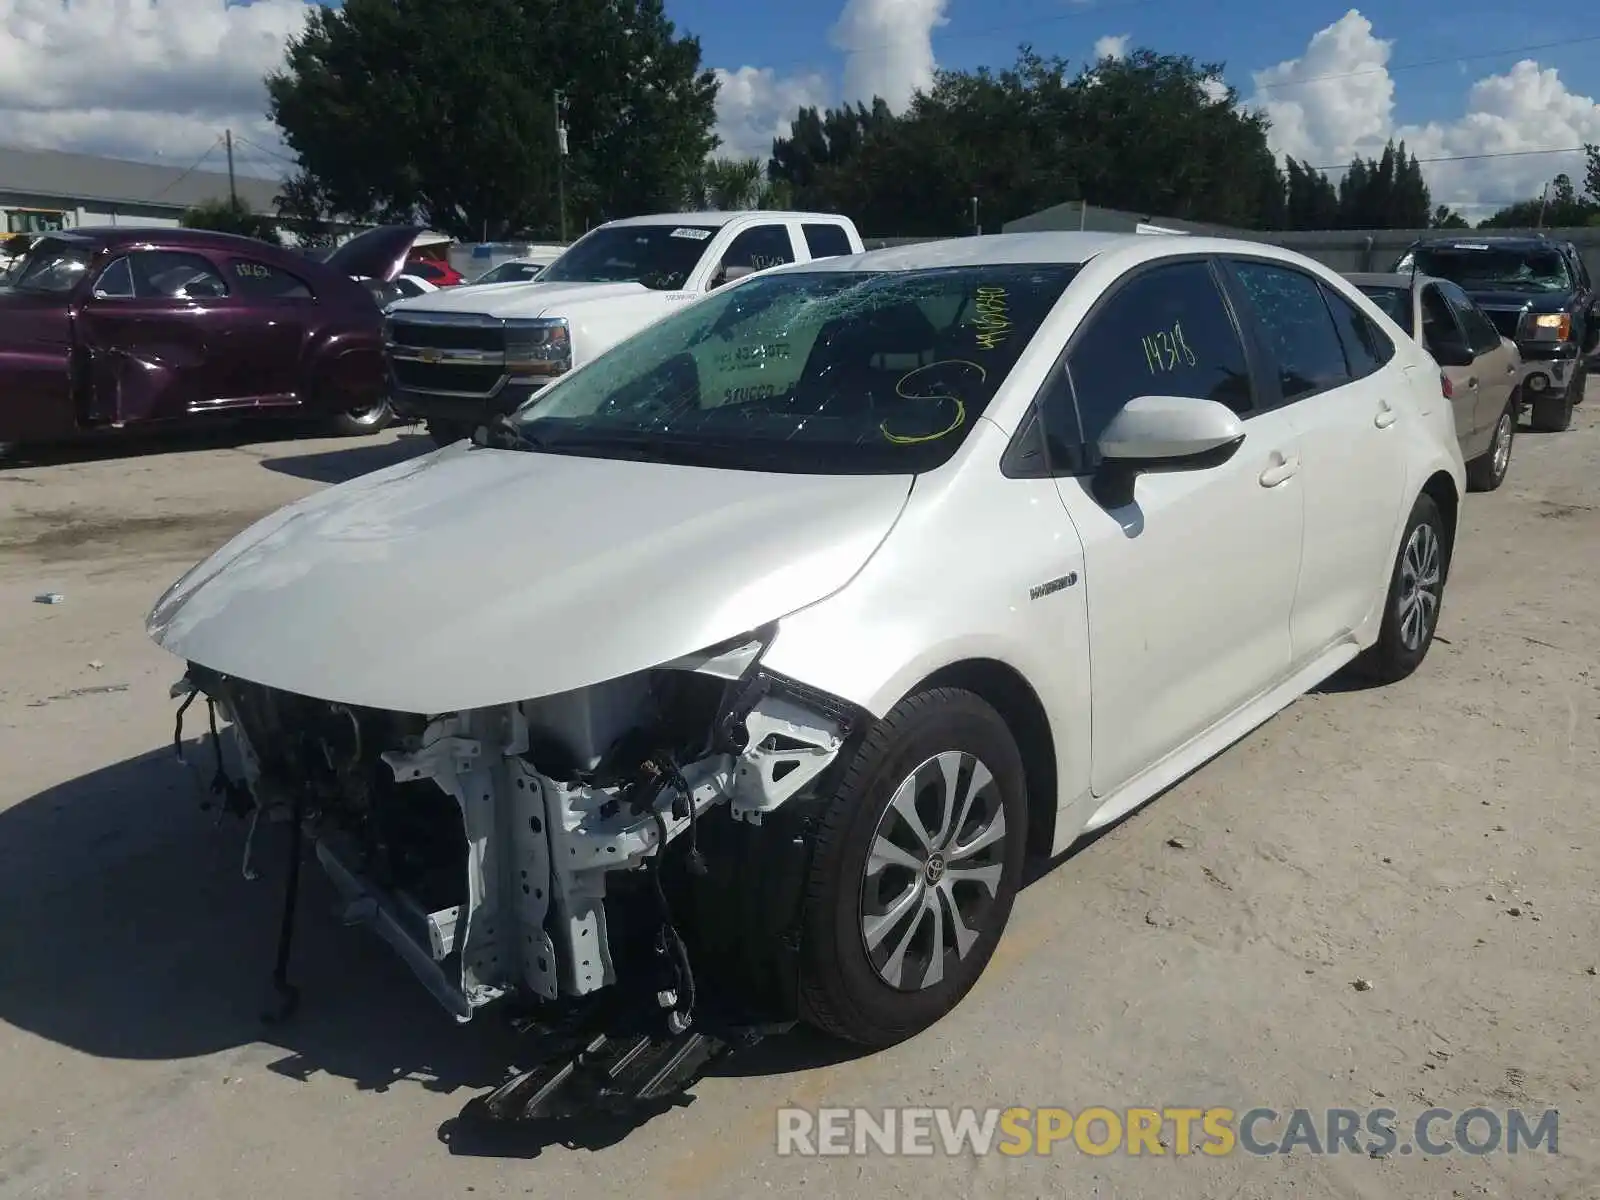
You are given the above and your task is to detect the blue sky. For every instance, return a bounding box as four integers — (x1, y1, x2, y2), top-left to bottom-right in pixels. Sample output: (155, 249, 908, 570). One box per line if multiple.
(677, 0, 1596, 128)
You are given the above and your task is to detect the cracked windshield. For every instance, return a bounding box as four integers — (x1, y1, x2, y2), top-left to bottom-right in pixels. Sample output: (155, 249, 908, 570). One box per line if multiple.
(1411, 245, 1574, 292)
(509, 264, 1078, 472)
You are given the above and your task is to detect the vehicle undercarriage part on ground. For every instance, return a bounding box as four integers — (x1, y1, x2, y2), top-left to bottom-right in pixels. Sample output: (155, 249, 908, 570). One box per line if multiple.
(171, 642, 862, 1119)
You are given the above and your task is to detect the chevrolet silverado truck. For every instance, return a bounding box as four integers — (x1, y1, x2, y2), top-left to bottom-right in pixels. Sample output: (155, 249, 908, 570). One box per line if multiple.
(1393, 234, 1598, 432)
(383, 210, 866, 444)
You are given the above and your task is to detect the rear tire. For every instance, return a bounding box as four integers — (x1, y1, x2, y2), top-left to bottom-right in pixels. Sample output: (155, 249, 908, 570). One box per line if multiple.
(1350, 493, 1448, 684)
(330, 399, 394, 437)
(1465, 400, 1514, 492)
(797, 687, 1028, 1049)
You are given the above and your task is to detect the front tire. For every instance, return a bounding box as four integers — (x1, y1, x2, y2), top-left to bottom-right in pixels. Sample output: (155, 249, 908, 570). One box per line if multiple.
(797, 687, 1028, 1049)
(1466, 400, 1515, 492)
(1351, 493, 1448, 684)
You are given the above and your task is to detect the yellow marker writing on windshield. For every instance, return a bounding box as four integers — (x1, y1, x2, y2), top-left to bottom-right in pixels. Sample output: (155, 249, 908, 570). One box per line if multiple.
(880, 359, 986, 444)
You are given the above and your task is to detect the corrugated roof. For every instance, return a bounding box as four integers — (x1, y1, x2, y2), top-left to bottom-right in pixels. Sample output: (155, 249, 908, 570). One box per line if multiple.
(0, 144, 283, 214)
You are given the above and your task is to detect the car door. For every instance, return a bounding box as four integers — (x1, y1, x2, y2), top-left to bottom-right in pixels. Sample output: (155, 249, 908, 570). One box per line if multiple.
(1042, 256, 1304, 797)
(1218, 257, 1410, 665)
(75, 250, 229, 424)
(215, 254, 318, 407)
(1437, 279, 1514, 454)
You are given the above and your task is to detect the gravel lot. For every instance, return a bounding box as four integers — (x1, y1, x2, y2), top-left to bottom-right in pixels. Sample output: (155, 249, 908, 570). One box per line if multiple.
(2, 391, 1598, 1200)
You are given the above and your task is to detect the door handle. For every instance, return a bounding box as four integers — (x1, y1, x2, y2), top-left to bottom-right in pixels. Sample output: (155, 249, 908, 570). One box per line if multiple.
(1506, 364, 1517, 374)
(1374, 401, 1397, 429)
(1259, 452, 1299, 488)
(1466, 376, 1479, 389)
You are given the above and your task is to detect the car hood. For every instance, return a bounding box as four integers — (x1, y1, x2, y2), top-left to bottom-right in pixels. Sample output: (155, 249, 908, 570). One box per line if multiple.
(392, 279, 652, 318)
(147, 442, 913, 714)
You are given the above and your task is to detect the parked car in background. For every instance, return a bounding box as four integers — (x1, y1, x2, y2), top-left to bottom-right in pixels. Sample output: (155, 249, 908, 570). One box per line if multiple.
(468, 256, 555, 285)
(149, 234, 1463, 1107)
(404, 256, 465, 288)
(1391, 234, 1596, 432)
(391, 273, 441, 300)
(0, 233, 40, 282)
(0, 225, 421, 457)
(1349, 271, 1522, 492)
(385, 210, 866, 443)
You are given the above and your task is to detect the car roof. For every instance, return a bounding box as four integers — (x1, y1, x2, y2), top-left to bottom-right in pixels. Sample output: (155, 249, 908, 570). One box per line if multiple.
(783, 231, 1334, 273)
(605, 211, 854, 228)
(1412, 235, 1566, 253)
(34, 225, 287, 254)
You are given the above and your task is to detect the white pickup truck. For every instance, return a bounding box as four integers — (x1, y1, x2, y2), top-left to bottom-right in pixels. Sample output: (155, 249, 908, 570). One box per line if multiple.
(384, 210, 866, 443)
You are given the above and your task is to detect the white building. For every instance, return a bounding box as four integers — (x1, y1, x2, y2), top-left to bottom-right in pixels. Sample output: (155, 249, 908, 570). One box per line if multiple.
(0, 144, 282, 235)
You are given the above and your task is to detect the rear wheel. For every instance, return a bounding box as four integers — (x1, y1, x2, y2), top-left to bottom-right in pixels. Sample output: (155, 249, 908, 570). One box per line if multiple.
(330, 398, 394, 437)
(1350, 493, 1448, 684)
(797, 687, 1028, 1048)
(1465, 400, 1515, 492)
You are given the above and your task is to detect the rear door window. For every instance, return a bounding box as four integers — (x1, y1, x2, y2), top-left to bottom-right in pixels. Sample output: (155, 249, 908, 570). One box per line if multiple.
(1419, 284, 1466, 357)
(226, 258, 315, 299)
(802, 222, 854, 259)
(1224, 259, 1352, 403)
(1064, 258, 1255, 453)
(1437, 281, 1501, 355)
(127, 251, 230, 299)
(1321, 285, 1393, 379)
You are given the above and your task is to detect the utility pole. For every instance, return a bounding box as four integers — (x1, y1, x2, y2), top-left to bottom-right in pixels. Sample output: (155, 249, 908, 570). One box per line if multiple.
(225, 129, 237, 207)
(1536, 180, 1550, 230)
(554, 91, 569, 243)
(971, 195, 979, 236)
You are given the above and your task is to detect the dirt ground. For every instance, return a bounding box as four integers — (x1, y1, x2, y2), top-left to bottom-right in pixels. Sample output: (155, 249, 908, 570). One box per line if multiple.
(2, 393, 1598, 1200)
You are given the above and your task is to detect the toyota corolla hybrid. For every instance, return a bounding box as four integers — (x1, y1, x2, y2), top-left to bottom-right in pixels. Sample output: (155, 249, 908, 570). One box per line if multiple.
(145, 232, 1464, 1104)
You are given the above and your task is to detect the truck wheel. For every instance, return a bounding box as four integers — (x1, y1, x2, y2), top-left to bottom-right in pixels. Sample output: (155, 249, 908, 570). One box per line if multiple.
(1350, 492, 1448, 685)
(426, 419, 473, 446)
(330, 399, 394, 437)
(1465, 400, 1515, 492)
(1530, 387, 1573, 432)
(797, 687, 1028, 1049)
(1571, 360, 1587, 404)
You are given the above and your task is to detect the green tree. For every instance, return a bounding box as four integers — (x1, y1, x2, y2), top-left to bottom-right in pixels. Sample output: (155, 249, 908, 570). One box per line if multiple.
(1332, 139, 1430, 228)
(1431, 204, 1468, 229)
(1478, 173, 1599, 228)
(266, 0, 719, 240)
(179, 196, 283, 244)
(1585, 143, 1599, 202)
(1282, 159, 1340, 229)
(769, 48, 1284, 238)
(689, 156, 765, 209)
(274, 172, 344, 247)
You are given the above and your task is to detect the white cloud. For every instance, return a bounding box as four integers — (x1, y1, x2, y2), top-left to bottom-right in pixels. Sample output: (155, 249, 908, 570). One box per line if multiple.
(1249, 8, 1600, 217)
(0, 0, 307, 179)
(1093, 34, 1129, 62)
(712, 66, 831, 161)
(830, 0, 949, 110)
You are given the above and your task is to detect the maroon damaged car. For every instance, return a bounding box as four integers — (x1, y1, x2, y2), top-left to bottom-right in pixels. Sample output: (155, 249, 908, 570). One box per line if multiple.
(0, 224, 421, 456)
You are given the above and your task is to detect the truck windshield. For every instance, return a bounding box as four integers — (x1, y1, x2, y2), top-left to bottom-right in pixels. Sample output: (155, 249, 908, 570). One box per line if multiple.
(1412, 246, 1572, 293)
(507, 263, 1079, 474)
(536, 225, 722, 291)
(7, 238, 94, 294)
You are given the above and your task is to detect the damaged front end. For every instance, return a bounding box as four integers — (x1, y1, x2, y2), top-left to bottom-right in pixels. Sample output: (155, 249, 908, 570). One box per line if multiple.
(173, 631, 863, 1117)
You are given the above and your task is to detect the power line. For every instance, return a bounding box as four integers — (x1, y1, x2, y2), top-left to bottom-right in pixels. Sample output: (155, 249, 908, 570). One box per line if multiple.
(146, 136, 225, 202)
(1306, 144, 1591, 172)
(233, 134, 298, 168)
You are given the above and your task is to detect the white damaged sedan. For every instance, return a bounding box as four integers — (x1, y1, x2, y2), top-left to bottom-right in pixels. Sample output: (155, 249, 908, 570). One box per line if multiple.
(149, 232, 1465, 1107)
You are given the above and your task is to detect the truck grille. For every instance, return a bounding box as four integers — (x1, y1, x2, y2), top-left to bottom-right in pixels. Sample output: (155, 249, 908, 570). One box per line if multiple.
(1481, 308, 1525, 340)
(390, 361, 506, 394)
(386, 314, 507, 397)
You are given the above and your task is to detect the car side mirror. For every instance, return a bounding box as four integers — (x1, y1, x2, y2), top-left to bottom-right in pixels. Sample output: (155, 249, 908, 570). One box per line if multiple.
(1430, 338, 1475, 368)
(1093, 396, 1245, 505)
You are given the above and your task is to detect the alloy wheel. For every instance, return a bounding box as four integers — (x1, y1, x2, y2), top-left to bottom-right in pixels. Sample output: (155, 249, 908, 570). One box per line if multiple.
(1492, 412, 1513, 479)
(859, 750, 1008, 991)
(1397, 521, 1442, 651)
